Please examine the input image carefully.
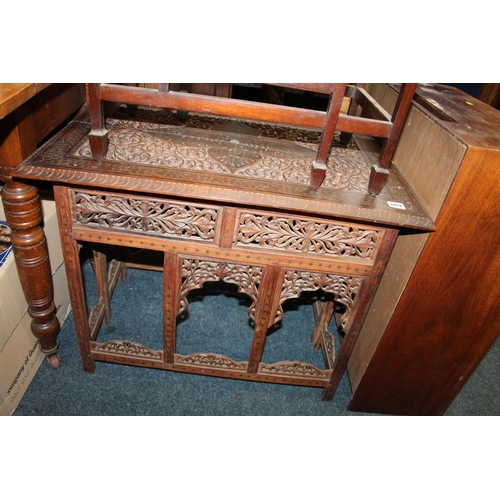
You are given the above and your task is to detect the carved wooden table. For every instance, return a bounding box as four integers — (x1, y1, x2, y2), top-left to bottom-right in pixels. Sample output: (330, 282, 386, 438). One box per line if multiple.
(15, 107, 433, 400)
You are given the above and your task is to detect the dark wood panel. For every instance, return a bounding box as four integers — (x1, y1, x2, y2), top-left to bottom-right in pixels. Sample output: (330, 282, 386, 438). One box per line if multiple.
(31, 84, 86, 144)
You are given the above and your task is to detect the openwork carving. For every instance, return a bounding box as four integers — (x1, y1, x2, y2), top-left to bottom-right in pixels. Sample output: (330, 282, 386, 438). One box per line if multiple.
(259, 361, 328, 379)
(74, 192, 218, 240)
(180, 260, 263, 319)
(237, 212, 379, 258)
(279, 271, 365, 330)
(176, 352, 246, 370)
(92, 340, 162, 359)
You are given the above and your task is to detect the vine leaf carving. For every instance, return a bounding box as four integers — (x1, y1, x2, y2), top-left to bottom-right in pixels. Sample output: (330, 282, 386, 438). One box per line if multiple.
(175, 352, 246, 370)
(259, 361, 328, 379)
(278, 271, 365, 330)
(74, 192, 218, 240)
(180, 260, 262, 319)
(237, 212, 379, 258)
(93, 340, 162, 359)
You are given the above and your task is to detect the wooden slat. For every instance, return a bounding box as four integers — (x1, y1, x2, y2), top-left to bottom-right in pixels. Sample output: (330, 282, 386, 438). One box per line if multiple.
(101, 84, 327, 128)
(354, 87, 393, 122)
(100, 84, 393, 137)
(337, 114, 392, 137)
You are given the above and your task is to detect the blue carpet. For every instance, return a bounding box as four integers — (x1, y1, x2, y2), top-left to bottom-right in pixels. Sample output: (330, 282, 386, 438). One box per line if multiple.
(14, 260, 373, 416)
(13, 257, 500, 416)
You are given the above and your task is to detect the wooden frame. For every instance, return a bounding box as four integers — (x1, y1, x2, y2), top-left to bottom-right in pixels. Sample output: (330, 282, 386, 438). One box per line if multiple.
(52, 183, 398, 401)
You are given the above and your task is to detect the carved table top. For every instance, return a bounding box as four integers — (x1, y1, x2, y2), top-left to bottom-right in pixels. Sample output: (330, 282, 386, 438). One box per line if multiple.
(14, 107, 434, 231)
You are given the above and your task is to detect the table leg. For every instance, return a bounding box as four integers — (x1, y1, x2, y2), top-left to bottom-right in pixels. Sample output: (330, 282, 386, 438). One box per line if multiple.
(1, 180, 61, 367)
(0, 84, 86, 369)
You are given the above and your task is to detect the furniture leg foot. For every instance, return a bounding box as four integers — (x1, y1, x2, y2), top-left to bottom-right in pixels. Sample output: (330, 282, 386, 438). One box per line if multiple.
(46, 351, 61, 369)
(321, 389, 334, 401)
(368, 164, 390, 195)
(88, 129, 109, 160)
(82, 357, 96, 373)
(311, 161, 326, 188)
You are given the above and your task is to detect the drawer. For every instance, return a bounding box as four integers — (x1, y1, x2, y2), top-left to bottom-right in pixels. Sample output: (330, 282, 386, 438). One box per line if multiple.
(234, 209, 384, 263)
(73, 190, 221, 243)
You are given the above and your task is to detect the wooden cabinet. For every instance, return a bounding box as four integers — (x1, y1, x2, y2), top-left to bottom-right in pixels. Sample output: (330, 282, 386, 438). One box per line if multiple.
(347, 83, 500, 415)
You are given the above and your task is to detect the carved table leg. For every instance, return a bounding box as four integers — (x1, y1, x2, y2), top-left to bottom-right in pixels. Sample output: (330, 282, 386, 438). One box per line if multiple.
(1, 180, 61, 368)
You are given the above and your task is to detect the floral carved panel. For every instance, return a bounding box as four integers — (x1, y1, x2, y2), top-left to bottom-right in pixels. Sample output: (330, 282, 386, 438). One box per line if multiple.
(180, 259, 263, 319)
(74, 191, 218, 241)
(71, 118, 371, 192)
(278, 270, 365, 331)
(259, 360, 329, 379)
(236, 211, 380, 258)
(92, 340, 162, 360)
(175, 353, 247, 371)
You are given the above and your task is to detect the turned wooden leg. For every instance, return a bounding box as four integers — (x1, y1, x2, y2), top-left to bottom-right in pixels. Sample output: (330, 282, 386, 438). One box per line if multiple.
(1, 181, 61, 368)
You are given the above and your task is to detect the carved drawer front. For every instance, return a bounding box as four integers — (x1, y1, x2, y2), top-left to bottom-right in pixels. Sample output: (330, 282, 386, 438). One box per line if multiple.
(234, 209, 383, 263)
(73, 190, 220, 243)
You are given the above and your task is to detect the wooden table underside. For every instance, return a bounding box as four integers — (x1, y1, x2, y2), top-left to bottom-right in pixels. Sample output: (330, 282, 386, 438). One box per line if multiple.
(15, 108, 432, 400)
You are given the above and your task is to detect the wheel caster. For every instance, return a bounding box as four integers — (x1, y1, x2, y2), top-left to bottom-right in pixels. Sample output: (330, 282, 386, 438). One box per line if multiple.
(46, 352, 61, 369)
